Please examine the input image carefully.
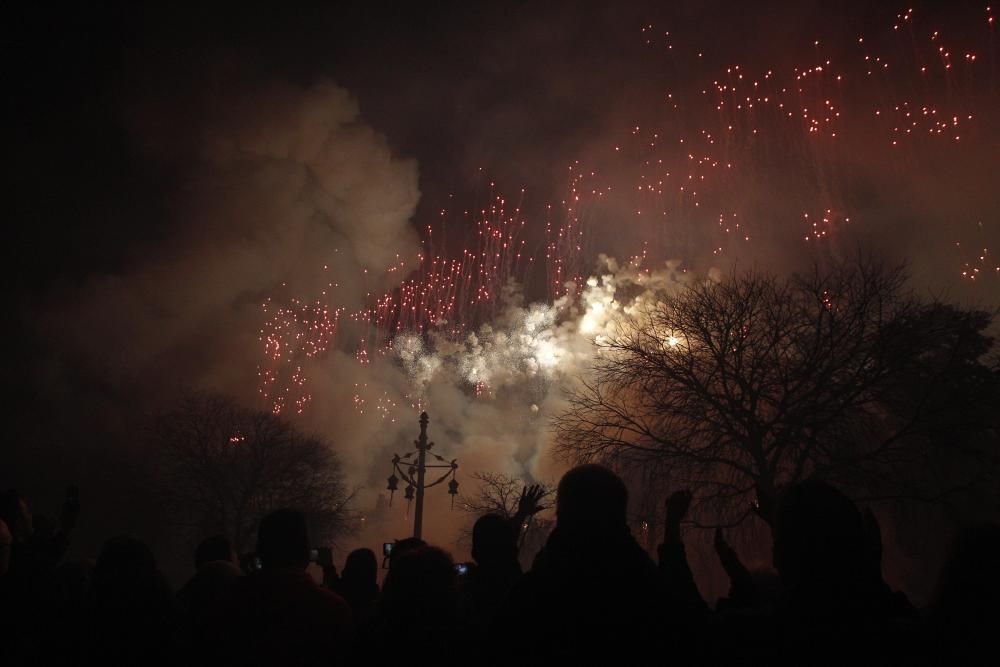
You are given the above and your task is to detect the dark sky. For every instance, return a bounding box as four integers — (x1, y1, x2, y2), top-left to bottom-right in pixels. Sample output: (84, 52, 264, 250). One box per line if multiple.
(6, 1, 996, 288)
(7, 1, 625, 289)
(4, 1, 997, 583)
(6, 0, 998, 416)
(5, 0, 998, 440)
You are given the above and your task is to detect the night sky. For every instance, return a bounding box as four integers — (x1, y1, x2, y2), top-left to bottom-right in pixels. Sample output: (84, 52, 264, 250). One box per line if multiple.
(5, 1, 998, 587)
(7, 2, 997, 288)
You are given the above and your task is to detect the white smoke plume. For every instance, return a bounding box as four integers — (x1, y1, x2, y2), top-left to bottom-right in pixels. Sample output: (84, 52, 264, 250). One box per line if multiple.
(46, 79, 420, 402)
(299, 256, 704, 552)
(37, 76, 710, 558)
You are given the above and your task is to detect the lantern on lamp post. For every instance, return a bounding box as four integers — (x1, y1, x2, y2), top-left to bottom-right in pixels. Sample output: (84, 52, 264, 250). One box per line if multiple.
(386, 412, 459, 539)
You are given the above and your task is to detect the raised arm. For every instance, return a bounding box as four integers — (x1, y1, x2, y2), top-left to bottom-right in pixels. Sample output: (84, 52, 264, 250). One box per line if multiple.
(714, 527, 754, 606)
(510, 484, 547, 537)
(659, 490, 708, 614)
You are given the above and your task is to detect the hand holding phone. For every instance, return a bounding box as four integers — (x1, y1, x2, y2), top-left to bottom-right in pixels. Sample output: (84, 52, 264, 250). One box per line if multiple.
(316, 546, 334, 569)
(240, 553, 262, 573)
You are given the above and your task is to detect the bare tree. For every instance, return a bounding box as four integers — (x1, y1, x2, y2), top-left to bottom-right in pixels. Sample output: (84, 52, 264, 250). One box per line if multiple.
(554, 258, 999, 528)
(459, 472, 554, 562)
(151, 393, 355, 553)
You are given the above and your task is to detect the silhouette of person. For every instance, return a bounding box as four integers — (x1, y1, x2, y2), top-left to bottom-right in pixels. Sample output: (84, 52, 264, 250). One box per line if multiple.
(658, 489, 710, 617)
(38, 558, 95, 664)
(929, 522, 1000, 663)
(85, 535, 180, 665)
(385, 536, 425, 568)
(0, 487, 79, 662)
(766, 480, 920, 663)
(177, 535, 242, 657)
(495, 464, 675, 662)
(368, 545, 460, 665)
(713, 527, 782, 613)
(0, 518, 10, 579)
(216, 509, 353, 666)
(332, 548, 379, 622)
(459, 513, 522, 642)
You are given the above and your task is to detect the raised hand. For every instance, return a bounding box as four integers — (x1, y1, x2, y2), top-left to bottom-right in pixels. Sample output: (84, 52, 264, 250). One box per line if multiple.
(713, 527, 751, 599)
(317, 546, 335, 571)
(664, 489, 693, 544)
(713, 527, 743, 572)
(862, 507, 884, 579)
(517, 484, 547, 518)
(665, 489, 693, 524)
(713, 526, 728, 554)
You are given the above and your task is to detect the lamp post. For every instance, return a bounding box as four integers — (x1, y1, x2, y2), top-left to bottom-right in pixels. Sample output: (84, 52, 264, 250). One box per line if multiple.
(386, 412, 459, 539)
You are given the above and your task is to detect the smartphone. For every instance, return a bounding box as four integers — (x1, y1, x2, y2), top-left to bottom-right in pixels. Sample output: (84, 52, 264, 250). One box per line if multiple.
(239, 552, 262, 573)
(455, 563, 468, 575)
(309, 548, 319, 562)
(383, 542, 394, 557)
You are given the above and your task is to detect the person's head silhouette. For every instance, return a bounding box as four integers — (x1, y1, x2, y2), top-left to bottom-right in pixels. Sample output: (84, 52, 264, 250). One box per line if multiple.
(472, 513, 518, 568)
(0, 489, 32, 542)
(93, 535, 166, 611)
(382, 546, 457, 620)
(556, 464, 628, 535)
(194, 535, 235, 569)
(773, 480, 867, 590)
(256, 509, 310, 571)
(387, 536, 426, 568)
(935, 522, 1000, 618)
(342, 547, 378, 585)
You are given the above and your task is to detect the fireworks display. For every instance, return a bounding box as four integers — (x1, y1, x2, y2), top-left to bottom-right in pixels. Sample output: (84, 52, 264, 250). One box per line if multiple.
(14, 1, 1000, 575)
(257, 4, 999, 424)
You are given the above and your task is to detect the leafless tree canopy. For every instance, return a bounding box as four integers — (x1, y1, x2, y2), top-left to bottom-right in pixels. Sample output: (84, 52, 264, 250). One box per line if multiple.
(554, 258, 999, 527)
(151, 393, 354, 553)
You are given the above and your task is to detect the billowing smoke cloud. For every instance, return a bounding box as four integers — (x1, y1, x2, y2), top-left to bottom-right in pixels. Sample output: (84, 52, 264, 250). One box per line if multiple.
(46, 79, 420, 403)
(295, 255, 701, 550)
(31, 3, 1000, 564)
(39, 76, 679, 555)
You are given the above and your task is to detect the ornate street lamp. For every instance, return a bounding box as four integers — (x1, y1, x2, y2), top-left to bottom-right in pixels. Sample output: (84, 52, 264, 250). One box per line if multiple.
(386, 412, 459, 539)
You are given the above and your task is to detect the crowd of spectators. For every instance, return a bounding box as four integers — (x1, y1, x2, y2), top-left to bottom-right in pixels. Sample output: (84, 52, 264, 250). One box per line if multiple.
(2, 465, 997, 665)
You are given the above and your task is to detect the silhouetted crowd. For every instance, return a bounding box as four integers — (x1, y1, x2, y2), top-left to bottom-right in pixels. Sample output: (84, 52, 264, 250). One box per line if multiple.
(2, 465, 998, 665)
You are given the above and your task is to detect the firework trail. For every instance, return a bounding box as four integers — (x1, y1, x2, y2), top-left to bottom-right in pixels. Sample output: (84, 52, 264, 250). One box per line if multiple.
(258, 294, 341, 415)
(260, 4, 999, 422)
